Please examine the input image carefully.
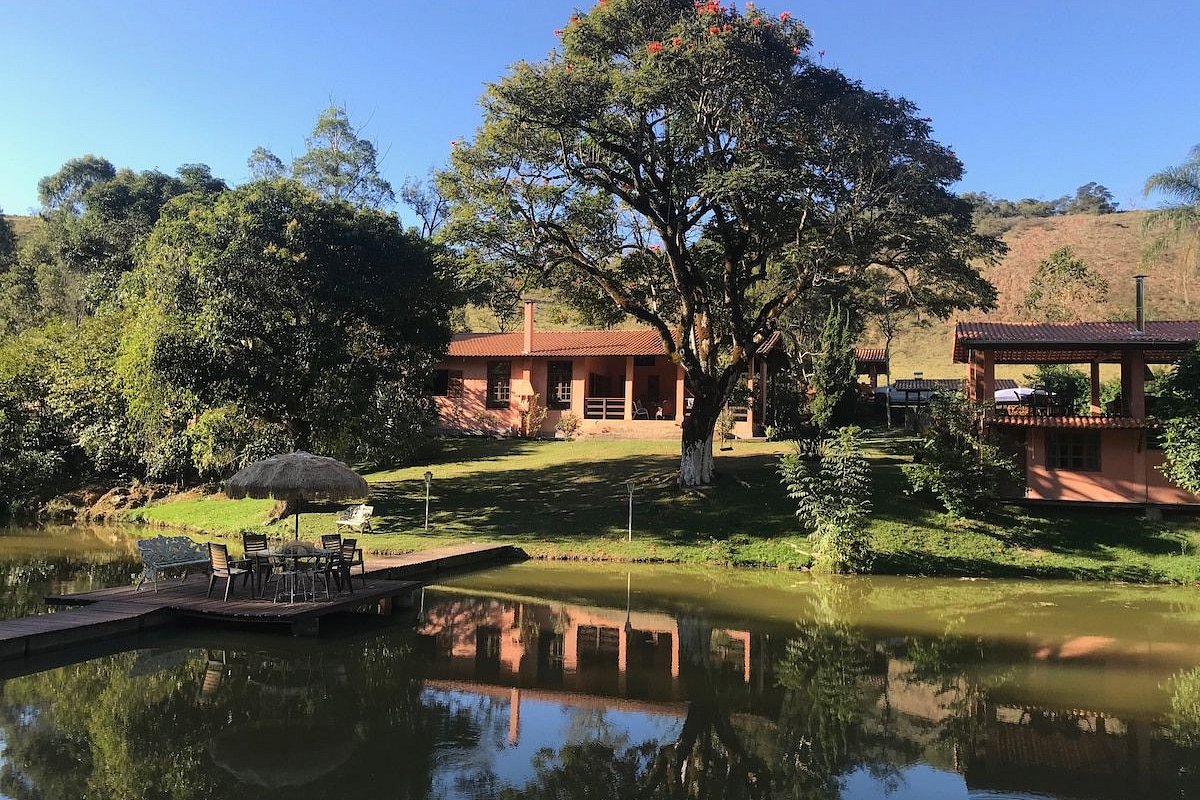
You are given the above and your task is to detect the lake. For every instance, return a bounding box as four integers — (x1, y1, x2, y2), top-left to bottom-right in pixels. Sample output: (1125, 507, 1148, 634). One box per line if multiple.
(0, 524, 1198, 799)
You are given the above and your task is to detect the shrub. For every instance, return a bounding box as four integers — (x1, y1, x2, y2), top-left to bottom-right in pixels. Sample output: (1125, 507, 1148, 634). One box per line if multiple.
(555, 411, 582, 440)
(902, 393, 1018, 516)
(778, 425, 874, 574)
(520, 393, 548, 438)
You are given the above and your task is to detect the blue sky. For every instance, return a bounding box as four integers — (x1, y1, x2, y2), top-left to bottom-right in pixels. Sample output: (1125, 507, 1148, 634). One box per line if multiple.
(2, 1, 1197, 219)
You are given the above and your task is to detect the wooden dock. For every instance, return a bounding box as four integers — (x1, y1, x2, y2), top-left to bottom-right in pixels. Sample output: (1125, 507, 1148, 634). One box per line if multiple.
(0, 542, 525, 665)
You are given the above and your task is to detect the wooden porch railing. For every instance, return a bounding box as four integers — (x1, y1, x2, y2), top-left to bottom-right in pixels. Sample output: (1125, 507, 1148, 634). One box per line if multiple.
(584, 397, 625, 420)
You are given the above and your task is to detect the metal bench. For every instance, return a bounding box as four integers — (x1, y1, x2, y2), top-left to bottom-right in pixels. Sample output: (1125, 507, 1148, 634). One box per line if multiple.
(135, 535, 210, 591)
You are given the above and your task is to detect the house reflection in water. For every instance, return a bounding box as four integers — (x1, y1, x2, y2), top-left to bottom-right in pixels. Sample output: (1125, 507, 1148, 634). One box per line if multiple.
(415, 588, 1198, 799)
(416, 592, 753, 702)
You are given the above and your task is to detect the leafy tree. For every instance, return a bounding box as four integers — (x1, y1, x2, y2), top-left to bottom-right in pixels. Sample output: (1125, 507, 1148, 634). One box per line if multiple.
(400, 174, 449, 240)
(903, 392, 1018, 516)
(289, 105, 395, 208)
(779, 425, 874, 573)
(1059, 181, 1117, 214)
(20, 158, 221, 317)
(441, 0, 999, 485)
(1144, 144, 1200, 305)
(35, 154, 116, 214)
(1152, 342, 1200, 493)
(1024, 364, 1090, 414)
(247, 145, 287, 180)
(808, 303, 858, 431)
(1018, 246, 1108, 321)
(131, 179, 452, 466)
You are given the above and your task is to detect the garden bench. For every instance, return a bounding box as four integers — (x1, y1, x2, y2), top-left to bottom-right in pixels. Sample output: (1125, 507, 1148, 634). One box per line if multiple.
(335, 504, 374, 533)
(135, 536, 210, 591)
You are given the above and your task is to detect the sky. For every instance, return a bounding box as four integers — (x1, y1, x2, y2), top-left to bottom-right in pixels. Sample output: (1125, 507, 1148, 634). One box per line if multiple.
(1, 1, 1198, 220)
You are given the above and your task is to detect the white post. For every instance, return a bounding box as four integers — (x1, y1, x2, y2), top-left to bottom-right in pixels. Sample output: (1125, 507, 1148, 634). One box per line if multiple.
(423, 470, 433, 530)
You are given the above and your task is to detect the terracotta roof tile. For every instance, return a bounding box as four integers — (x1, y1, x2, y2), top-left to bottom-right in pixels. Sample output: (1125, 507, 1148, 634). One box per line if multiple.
(854, 347, 888, 364)
(953, 320, 1200, 363)
(447, 329, 668, 358)
(989, 415, 1151, 429)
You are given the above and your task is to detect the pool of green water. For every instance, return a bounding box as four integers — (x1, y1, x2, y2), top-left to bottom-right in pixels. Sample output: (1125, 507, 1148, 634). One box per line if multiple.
(0, 524, 1198, 799)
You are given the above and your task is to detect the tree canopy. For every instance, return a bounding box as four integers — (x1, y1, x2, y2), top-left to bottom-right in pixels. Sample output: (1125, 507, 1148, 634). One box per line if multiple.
(250, 105, 395, 209)
(441, 0, 999, 485)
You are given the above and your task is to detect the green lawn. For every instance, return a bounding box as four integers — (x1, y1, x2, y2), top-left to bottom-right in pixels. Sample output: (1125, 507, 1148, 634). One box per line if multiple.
(129, 435, 1200, 583)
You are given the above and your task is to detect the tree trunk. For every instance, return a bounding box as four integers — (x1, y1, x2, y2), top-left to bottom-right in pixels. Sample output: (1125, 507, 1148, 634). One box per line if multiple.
(679, 388, 723, 487)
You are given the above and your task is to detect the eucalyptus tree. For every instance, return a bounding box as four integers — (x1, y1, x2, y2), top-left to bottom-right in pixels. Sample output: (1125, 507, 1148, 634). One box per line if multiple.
(441, 0, 999, 485)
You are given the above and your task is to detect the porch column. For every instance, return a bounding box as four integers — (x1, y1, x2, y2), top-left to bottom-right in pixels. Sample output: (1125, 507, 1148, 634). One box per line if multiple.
(675, 363, 686, 423)
(624, 355, 635, 420)
(745, 360, 755, 432)
(1123, 349, 1146, 418)
(759, 358, 768, 424)
(1090, 362, 1102, 415)
(967, 349, 994, 404)
(869, 365, 878, 390)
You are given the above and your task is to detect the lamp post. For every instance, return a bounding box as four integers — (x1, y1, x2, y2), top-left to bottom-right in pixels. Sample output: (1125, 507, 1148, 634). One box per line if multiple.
(625, 478, 636, 542)
(423, 471, 433, 531)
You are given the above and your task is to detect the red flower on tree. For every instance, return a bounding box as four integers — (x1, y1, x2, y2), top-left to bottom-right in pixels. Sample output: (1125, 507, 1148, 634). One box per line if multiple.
(708, 25, 721, 34)
(671, 36, 683, 47)
(647, 41, 663, 53)
(779, 11, 791, 22)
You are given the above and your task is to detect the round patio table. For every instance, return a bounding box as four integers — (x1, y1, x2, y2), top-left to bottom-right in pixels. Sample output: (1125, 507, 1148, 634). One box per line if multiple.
(260, 547, 336, 603)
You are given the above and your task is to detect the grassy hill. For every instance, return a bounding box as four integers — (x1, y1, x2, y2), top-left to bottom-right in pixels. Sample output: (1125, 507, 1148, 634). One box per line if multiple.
(872, 210, 1194, 380)
(5, 214, 41, 240)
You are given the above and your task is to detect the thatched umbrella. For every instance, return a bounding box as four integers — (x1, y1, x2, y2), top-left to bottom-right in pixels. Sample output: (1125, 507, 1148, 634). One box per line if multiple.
(226, 451, 368, 540)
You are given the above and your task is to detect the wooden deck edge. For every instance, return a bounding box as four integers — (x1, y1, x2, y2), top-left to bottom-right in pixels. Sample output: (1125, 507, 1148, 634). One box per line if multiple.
(0, 606, 178, 663)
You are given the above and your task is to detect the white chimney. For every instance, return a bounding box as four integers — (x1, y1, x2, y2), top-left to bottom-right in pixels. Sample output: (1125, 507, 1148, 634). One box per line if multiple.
(523, 300, 535, 354)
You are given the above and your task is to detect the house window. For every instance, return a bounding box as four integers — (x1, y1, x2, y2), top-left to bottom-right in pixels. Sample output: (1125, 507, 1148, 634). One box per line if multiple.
(547, 361, 573, 409)
(431, 369, 464, 398)
(634, 355, 657, 367)
(487, 361, 511, 409)
(1046, 431, 1100, 471)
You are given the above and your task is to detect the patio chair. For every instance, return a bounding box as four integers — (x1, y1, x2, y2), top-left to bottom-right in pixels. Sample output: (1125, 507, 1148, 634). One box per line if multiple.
(340, 538, 366, 589)
(632, 400, 650, 419)
(206, 543, 251, 602)
(242, 532, 271, 596)
(335, 504, 374, 533)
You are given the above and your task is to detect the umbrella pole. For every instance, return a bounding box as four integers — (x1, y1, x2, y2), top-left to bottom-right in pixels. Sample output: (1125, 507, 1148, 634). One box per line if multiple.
(295, 509, 300, 541)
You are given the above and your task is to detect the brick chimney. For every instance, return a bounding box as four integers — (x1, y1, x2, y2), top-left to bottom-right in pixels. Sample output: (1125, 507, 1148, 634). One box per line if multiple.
(523, 300, 535, 354)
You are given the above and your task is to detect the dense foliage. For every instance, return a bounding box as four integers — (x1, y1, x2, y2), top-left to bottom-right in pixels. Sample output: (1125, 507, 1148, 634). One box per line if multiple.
(441, 0, 999, 485)
(807, 304, 858, 432)
(0, 134, 453, 513)
(778, 425, 874, 573)
(1024, 364, 1090, 414)
(1153, 342, 1200, 494)
(964, 181, 1118, 236)
(903, 393, 1019, 517)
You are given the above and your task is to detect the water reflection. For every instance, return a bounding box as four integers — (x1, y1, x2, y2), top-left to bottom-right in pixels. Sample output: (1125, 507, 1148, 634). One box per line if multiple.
(0, 524, 139, 618)
(0, 557, 1198, 798)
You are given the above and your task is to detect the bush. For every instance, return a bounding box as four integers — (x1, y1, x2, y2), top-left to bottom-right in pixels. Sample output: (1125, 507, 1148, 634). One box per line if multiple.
(903, 393, 1019, 517)
(555, 411, 582, 440)
(778, 425, 875, 574)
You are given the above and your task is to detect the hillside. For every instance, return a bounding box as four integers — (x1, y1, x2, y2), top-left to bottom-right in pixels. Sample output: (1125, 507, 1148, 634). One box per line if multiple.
(5, 214, 41, 240)
(878, 210, 1195, 380)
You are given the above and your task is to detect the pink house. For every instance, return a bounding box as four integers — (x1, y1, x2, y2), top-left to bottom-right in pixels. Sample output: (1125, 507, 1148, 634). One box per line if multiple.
(954, 309, 1200, 506)
(433, 301, 767, 438)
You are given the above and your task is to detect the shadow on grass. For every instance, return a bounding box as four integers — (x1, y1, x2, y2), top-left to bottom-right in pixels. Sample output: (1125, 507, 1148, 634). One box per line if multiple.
(366, 451, 797, 546)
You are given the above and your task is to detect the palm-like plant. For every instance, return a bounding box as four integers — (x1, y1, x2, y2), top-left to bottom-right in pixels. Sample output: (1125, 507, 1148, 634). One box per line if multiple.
(1144, 145, 1200, 304)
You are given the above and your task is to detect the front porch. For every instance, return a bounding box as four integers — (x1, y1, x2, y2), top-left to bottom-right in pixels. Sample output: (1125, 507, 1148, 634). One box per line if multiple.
(577, 355, 755, 438)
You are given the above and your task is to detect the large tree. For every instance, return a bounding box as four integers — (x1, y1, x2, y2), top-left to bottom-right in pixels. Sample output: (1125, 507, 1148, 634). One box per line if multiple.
(131, 179, 453, 466)
(1144, 144, 1200, 306)
(441, 0, 999, 485)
